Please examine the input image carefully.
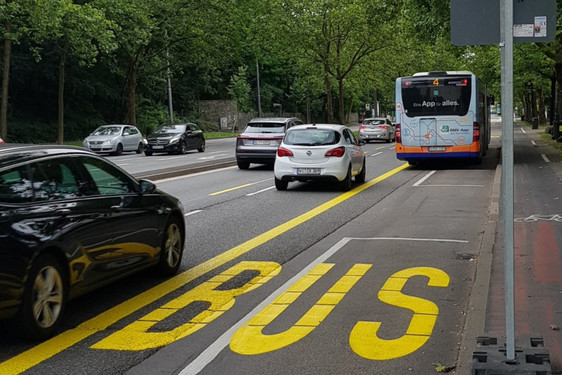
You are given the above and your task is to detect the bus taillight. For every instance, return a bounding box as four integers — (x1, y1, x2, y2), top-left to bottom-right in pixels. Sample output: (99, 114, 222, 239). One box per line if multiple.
(395, 124, 401, 144)
(473, 122, 480, 142)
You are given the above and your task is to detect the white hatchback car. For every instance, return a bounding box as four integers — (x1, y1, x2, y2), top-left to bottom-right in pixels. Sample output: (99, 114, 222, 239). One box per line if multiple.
(274, 124, 366, 191)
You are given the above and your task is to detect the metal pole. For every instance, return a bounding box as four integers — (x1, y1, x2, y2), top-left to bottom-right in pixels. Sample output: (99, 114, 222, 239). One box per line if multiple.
(500, 0, 515, 362)
(256, 60, 262, 117)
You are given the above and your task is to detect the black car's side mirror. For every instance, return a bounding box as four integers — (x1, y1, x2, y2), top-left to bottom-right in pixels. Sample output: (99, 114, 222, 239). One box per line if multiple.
(139, 179, 157, 194)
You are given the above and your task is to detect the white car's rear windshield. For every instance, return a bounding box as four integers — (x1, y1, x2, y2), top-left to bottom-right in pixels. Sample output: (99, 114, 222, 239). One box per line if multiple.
(284, 129, 340, 146)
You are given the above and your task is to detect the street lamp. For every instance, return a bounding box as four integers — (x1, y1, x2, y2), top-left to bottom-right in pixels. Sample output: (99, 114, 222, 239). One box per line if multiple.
(273, 103, 282, 117)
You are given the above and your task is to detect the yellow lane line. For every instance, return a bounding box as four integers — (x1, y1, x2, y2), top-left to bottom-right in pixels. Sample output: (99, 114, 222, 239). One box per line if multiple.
(0, 163, 409, 375)
(209, 183, 253, 196)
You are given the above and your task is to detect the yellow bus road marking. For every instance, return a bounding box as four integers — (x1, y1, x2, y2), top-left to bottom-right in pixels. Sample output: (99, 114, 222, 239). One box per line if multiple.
(182, 237, 451, 374)
(350, 267, 449, 360)
(210, 183, 253, 196)
(0, 163, 408, 375)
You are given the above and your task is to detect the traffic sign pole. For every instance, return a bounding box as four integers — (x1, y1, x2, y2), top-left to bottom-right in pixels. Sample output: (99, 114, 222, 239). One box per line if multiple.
(500, 0, 516, 362)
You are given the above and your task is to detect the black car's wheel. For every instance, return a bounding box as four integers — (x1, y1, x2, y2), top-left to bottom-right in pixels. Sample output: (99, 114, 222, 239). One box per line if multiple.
(275, 177, 288, 190)
(145, 150, 153, 156)
(355, 159, 366, 183)
(177, 141, 186, 155)
(340, 166, 352, 191)
(19, 253, 67, 340)
(155, 217, 184, 276)
(237, 160, 250, 170)
(197, 140, 205, 152)
(136, 142, 144, 154)
(113, 143, 123, 156)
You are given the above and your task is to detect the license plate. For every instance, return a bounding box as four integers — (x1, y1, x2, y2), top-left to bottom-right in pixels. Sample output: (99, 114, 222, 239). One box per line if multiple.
(297, 168, 321, 175)
(153, 145, 164, 149)
(428, 146, 446, 152)
(253, 140, 270, 145)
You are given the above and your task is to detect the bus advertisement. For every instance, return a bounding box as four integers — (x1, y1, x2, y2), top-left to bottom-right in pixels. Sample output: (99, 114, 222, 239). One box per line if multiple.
(394, 71, 491, 165)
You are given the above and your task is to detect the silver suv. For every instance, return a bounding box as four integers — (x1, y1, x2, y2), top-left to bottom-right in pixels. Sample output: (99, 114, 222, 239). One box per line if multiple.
(235, 117, 303, 169)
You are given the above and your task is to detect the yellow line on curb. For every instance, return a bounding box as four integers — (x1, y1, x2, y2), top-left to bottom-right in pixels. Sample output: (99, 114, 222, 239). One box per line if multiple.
(0, 163, 409, 375)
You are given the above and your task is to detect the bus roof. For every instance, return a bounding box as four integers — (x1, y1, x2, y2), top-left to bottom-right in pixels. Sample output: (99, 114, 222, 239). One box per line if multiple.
(411, 71, 473, 77)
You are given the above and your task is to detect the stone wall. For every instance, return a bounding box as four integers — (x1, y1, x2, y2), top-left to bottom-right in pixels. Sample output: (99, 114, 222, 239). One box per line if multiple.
(198, 100, 243, 132)
(198, 100, 304, 132)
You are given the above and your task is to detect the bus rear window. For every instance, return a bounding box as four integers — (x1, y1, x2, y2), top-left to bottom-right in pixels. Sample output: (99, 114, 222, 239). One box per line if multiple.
(401, 77, 471, 117)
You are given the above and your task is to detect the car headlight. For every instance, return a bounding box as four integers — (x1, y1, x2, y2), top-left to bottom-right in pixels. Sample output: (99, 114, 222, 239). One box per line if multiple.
(169, 136, 181, 144)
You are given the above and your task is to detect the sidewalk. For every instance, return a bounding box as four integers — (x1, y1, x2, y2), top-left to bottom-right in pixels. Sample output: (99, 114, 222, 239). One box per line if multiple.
(457, 122, 562, 374)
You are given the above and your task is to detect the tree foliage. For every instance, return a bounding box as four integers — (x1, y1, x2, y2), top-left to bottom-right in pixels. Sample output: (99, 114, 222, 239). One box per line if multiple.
(1, 0, 561, 142)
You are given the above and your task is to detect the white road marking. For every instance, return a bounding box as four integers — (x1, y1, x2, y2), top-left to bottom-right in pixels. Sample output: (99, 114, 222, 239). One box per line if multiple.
(541, 154, 551, 163)
(370, 152, 383, 157)
(423, 184, 484, 187)
(246, 186, 276, 196)
(185, 210, 202, 217)
(413, 170, 436, 186)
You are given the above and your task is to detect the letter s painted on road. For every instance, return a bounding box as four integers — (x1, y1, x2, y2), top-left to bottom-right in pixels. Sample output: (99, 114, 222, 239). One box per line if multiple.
(349, 267, 450, 360)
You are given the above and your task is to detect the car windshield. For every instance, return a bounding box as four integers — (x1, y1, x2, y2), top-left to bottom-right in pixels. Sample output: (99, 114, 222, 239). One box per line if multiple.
(284, 129, 340, 146)
(244, 123, 285, 134)
(154, 125, 186, 135)
(93, 126, 121, 136)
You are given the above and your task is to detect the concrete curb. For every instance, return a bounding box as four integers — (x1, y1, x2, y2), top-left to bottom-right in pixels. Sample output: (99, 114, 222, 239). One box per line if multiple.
(455, 161, 502, 374)
(132, 159, 237, 181)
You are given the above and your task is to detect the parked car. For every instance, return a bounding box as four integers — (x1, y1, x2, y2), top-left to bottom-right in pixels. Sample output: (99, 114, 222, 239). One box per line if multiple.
(358, 117, 395, 143)
(144, 123, 205, 156)
(274, 124, 366, 191)
(83, 124, 145, 155)
(235, 117, 303, 169)
(0, 144, 185, 339)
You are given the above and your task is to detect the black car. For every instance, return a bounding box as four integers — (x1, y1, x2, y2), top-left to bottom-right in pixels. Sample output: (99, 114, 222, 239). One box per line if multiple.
(145, 123, 205, 156)
(0, 145, 186, 339)
(235, 117, 303, 169)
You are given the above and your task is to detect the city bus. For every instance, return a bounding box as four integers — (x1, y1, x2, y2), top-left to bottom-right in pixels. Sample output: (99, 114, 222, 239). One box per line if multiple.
(394, 71, 491, 164)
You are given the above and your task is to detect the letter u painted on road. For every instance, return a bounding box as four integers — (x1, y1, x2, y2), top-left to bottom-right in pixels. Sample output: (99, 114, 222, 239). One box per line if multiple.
(349, 267, 450, 360)
(91, 261, 281, 351)
(230, 263, 372, 355)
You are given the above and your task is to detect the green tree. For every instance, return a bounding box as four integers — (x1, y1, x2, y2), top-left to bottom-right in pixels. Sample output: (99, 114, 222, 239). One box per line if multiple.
(28, 0, 116, 143)
(0, 0, 29, 140)
(228, 66, 252, 113)
(277, 0, 396, 124)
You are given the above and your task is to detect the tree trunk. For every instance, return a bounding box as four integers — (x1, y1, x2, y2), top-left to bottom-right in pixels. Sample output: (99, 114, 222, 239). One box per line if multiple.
(536, 85, 546, 124)
(1, 21, 12, 140)
(57, 49, 67, 145)
(549, 76, 555, 124)
(554, 49, 562, 123)
(337, 76, 345, 124)
(324, 64, 333, 123)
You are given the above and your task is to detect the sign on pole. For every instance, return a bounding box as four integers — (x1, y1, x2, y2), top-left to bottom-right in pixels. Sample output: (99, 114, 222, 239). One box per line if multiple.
(451, 0, 555, 46)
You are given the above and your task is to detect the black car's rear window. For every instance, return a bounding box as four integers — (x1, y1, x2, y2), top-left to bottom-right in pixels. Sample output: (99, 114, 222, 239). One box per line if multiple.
(244, 123, 285, 134)
(284, 129, 340, 146)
